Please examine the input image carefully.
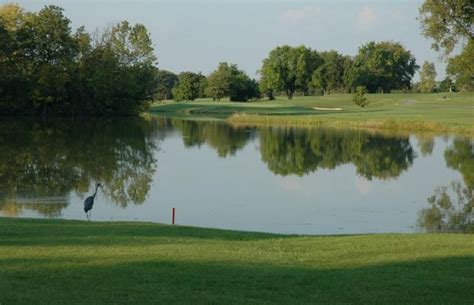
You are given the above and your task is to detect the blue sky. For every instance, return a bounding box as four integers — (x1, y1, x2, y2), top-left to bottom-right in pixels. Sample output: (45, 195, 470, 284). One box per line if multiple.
(10, 0, 448, 80)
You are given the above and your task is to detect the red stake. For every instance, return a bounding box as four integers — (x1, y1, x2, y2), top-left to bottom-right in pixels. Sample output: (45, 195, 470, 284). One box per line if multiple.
(172, 208, 175, 225)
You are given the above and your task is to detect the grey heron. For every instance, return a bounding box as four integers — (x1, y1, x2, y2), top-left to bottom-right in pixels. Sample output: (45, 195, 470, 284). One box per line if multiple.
(84, 183, 101, 220)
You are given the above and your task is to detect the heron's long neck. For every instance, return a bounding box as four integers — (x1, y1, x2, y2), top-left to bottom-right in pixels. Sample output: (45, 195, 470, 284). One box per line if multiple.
(93, 185, 99, 197)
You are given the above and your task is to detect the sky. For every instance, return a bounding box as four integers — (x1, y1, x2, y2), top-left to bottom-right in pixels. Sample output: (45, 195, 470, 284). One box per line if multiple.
(8, 0, 450, 80)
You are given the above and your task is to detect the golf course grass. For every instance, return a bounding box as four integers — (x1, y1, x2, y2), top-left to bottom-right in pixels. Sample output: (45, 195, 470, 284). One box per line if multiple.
(1, 218, 473, 305)
(149, 92, 474, 134)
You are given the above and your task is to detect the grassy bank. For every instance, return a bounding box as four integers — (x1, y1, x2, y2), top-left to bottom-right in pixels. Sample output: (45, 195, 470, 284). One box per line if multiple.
(1, 218, 473, 305)
(150, 92, 474, 135)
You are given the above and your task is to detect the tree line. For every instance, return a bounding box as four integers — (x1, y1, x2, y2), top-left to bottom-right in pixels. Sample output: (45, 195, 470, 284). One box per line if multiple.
(1, 1, 472, 115)
(0, 4, 157, 116)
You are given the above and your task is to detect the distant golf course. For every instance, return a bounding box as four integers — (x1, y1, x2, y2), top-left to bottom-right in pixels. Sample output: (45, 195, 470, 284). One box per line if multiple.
(1, 218, 473, 305)
(150, 92, 474, 134)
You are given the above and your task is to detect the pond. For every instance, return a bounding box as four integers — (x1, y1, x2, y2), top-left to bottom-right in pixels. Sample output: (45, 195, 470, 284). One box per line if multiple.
(1, 116, 473, 235)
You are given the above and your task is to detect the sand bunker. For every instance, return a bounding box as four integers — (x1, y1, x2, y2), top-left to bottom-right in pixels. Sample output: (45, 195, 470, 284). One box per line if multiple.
(312, 107, 342, 111)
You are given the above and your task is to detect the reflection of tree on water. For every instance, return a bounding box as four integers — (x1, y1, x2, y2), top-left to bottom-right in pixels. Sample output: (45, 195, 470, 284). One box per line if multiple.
(418, 138, 474, 233)
(0, 198, 68, 218)
(259, 128, 416, 179)
(445, 138, 474, 190)
(415, 134, 435, 157)
(418, 182, 473, 233)
(170, 119, 253, 158)
(0, 118, 160, 217)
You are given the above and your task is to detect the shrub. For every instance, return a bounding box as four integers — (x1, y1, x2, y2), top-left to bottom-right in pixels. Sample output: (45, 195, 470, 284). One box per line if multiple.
(353, 86, 369, 108)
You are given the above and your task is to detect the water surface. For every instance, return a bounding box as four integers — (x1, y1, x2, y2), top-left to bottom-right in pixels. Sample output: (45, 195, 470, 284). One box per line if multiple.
(1, 116, 472, 234)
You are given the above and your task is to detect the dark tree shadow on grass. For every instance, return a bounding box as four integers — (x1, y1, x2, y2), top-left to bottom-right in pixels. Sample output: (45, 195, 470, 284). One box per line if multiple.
(0, 256, 472, 305)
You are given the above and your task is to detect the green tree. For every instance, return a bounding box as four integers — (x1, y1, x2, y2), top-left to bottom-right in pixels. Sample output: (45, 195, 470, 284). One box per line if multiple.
(438, 76, 456, 92)
(110, 21, 156, 66)
(206, 62, 259, 102)
(21, 5, 78, 116)
(0, 5, 32, 113)
(419, 0, 474, 56)
(172, 72, 206, 101)
(419, 61, 437, 93)
(353, 86, 369, 107)
(310, 50, 344, 95)
(259, 45, 318, 99)
(350, 41, 418, 93)
(75, 20, 157, 115)
(154, 69, 178, 100)
(229, 75, 259, 102)
(205, 62, 232, 101)
(0, 4, 158, 116)
(446, 40, 474, 91)
(342, 55, 354, 93)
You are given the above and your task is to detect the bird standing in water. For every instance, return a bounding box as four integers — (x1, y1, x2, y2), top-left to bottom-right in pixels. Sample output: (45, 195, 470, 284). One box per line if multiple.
(84, 183, 101, 220)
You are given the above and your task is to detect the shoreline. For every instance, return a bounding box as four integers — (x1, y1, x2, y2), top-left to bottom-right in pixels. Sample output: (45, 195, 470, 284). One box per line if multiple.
(149, 93, 474, 136)
(226, 113, 474, 136)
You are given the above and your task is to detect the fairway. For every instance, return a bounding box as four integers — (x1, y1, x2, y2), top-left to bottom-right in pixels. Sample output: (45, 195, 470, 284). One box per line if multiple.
(1, 218, 473, 305)
(150, 93, 474, 134)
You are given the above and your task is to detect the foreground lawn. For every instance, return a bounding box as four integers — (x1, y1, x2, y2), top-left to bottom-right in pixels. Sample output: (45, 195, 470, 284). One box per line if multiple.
(1, 218, 473, 305)
(150, 92, 474, 134)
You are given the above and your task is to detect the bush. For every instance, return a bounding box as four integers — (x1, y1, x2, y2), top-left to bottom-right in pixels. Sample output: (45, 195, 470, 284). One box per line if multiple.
(353, 86, 369, 108)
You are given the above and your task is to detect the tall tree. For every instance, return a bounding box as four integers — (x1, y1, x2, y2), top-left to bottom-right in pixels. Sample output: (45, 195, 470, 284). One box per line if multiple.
(205, 62, 232, 101)
(0, 4, 159, 116)
(419, 61, 437, 93)
(75, 20, 157, 115)
(350, 41, 418, 93)
(310, 50, 344, 95)
(228, 71, 259, 102)
(419, 0, 474, 56)
(446, 40, 474, 91)
(172, 72, 206, 101)
(206, 62, 259, 102)
(109, 21, 156, 66)
(259, 45, 319, 99)
(154, 69, 178, 100)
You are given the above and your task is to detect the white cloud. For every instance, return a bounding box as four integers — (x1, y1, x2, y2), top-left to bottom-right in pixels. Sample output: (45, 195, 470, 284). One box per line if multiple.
(356, 6, 377, 29)
(279, 5, 321, 25)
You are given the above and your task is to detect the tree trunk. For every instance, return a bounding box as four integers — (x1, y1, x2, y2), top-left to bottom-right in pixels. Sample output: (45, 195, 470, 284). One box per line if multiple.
(43, 104, 47, 121)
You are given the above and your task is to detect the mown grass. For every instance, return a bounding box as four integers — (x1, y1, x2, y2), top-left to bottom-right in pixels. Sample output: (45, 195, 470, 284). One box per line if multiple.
(1, 218, 473, 305)
(149, 92, 474, 134)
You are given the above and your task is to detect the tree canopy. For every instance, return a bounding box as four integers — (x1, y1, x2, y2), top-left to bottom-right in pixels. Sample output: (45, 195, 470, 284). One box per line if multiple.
(419, 0, 474, 56)
(446, 40, 474, 91)
(310, 51, 347, 95)
(172, 72, 207, 101)
(0, 4, 157, 116)
(419, 61, 437, 93)
(259, 45, 320, 99)
(154, 69, 178, 101)
(349, 41, 418, 93)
